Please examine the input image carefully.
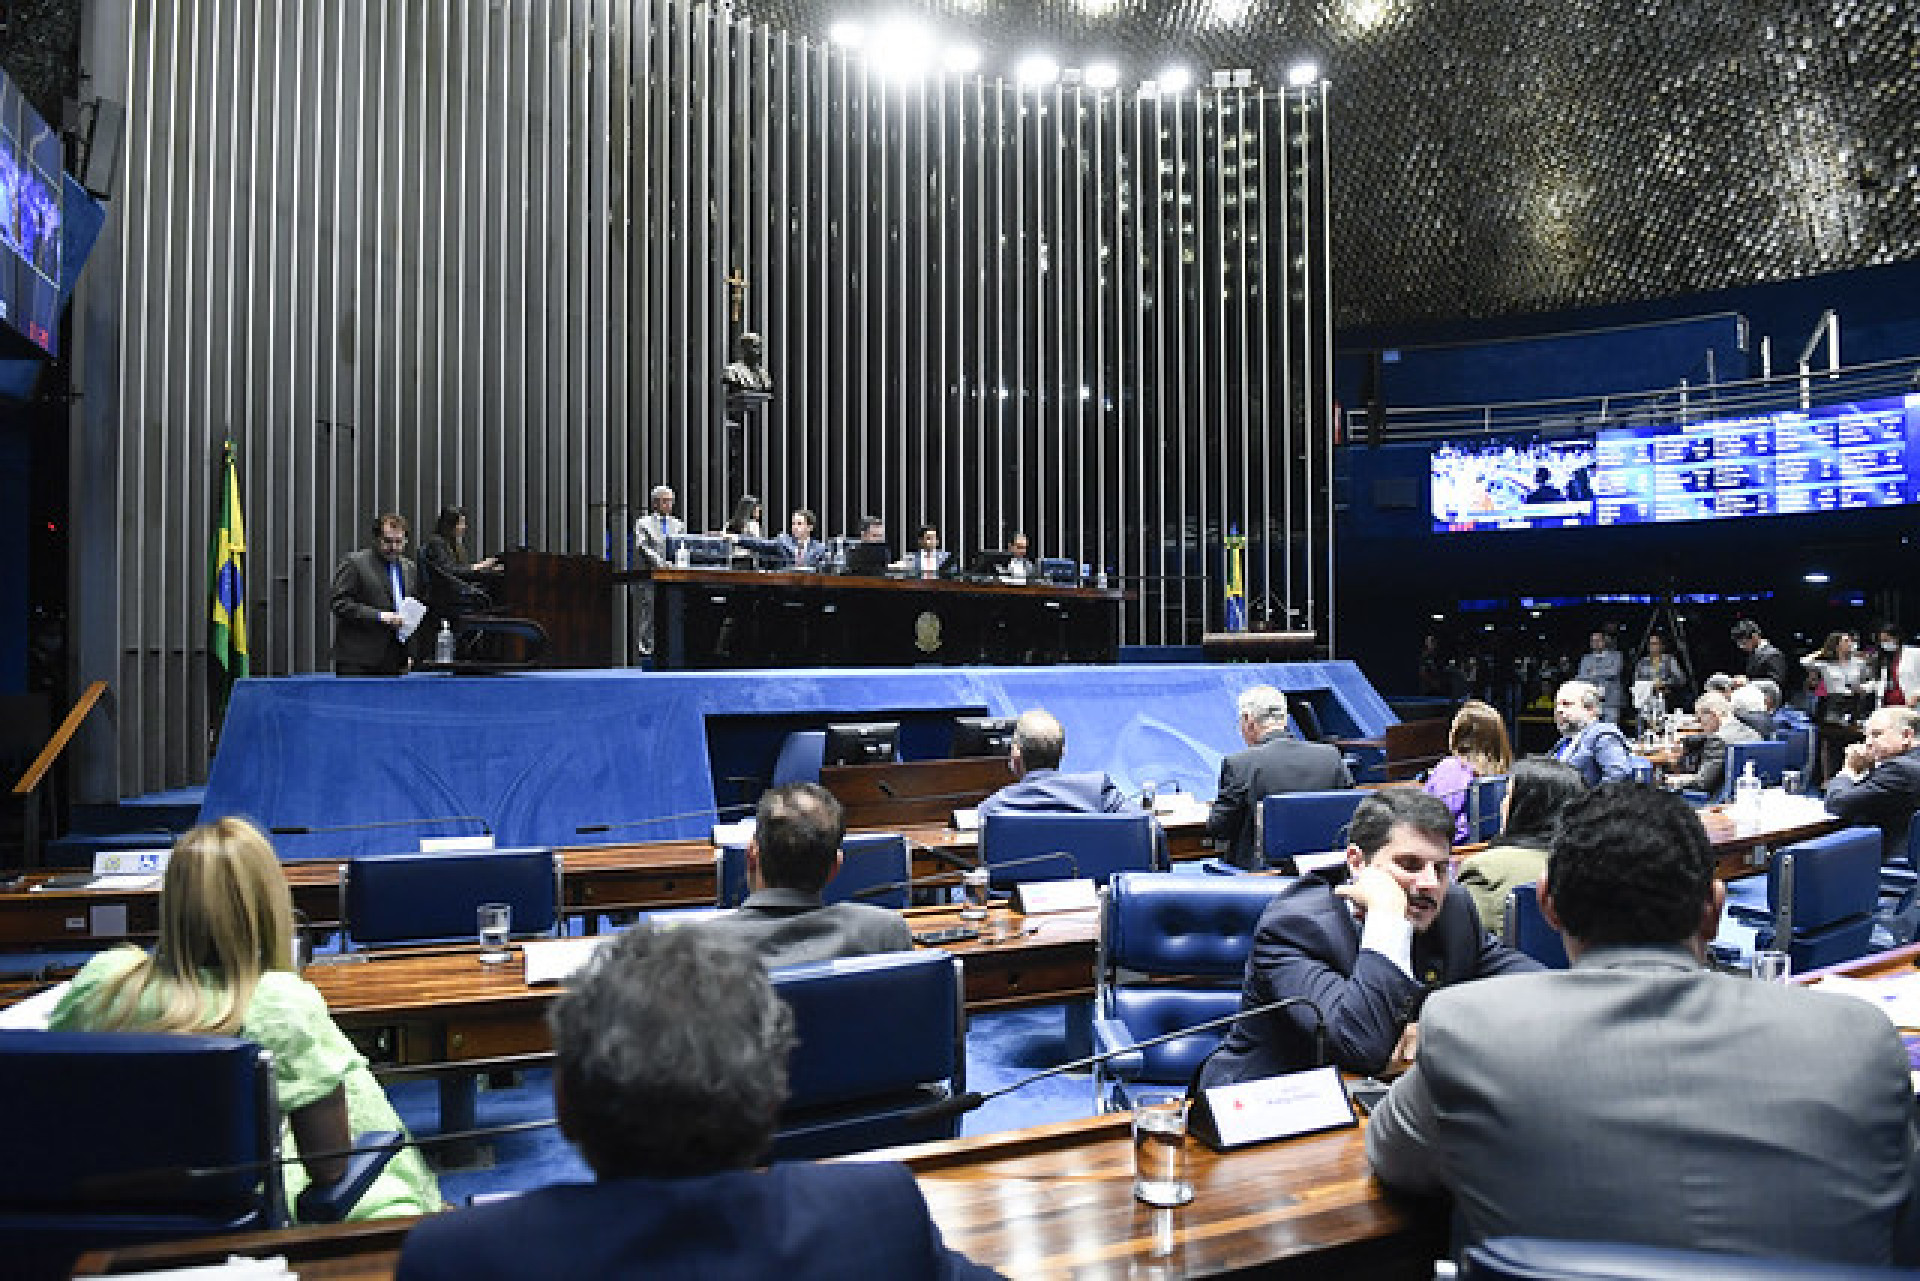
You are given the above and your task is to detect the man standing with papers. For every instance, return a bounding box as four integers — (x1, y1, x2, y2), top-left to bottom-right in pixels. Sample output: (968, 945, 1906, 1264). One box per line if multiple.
(329, 513, 420, 675)
(1366, 782, 1920, 1266)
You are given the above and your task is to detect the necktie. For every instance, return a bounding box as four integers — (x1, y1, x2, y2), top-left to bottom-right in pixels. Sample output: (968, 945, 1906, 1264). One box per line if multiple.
(388, 563, 405, 609)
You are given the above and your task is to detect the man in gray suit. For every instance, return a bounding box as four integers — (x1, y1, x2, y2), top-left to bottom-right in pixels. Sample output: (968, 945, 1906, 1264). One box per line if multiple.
(1367, 780, 1920, 1266)
(632, 483, 685, 659)
(705, 782, 913, 969)
(1206, 685, 1353, 870)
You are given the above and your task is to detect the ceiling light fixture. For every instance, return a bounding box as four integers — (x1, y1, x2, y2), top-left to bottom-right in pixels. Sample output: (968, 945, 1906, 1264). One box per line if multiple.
(1286, 61, 1320, 87)
(1016, 53, 1060, 86)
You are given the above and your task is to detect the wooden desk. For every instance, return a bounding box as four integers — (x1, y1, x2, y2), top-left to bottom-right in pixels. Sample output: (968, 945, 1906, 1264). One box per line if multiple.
(0, 843, 719, 954)
(648, 566, 1124, 669)
(824, 757, 1013, 829)
(305, 905, 1099, 1076)
(78, 1112, 1445, 1280)
(1697, 798, 1844, 881)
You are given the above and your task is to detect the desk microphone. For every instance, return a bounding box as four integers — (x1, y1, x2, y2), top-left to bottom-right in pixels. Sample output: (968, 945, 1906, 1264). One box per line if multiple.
(574, 802, 754, 835)
(907, 995, 1327, 1124)
(269, 815, 492, 837)
(847, 850, 1080, 901)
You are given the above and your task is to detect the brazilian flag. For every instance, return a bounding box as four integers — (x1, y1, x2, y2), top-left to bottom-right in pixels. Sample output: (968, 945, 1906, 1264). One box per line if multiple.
(209, 439, 249, 715)
(1223, 524, 1248, 633)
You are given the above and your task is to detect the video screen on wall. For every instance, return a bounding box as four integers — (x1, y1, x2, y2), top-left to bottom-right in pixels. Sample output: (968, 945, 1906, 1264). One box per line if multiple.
(0, 66, 63, 356)
(1430, 394, 1920, 533)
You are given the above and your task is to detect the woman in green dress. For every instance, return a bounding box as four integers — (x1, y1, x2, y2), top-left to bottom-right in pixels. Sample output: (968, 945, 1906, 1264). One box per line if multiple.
(49, 817, 441, 1220)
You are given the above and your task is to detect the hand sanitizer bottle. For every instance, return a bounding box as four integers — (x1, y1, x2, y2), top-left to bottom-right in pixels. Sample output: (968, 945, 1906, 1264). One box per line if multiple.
(434, 620, 456, 664)
(1733, 760, 1762, 830)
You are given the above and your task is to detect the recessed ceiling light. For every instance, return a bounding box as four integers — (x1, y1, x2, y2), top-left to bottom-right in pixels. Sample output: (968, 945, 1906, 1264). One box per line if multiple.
(1153, 65, 1192, 94)
(1286, 61, 1320, 87)
(829, 21, 865, 48)
(1085, 61, 1120, 89)
(1016, 53, 1060, 86)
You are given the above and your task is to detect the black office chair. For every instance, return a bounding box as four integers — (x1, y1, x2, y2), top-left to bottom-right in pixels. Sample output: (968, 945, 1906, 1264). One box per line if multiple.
(0, 1031, 400, 1281)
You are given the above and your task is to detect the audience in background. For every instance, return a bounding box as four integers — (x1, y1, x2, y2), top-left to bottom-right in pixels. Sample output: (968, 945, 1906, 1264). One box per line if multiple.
(51, 819, 441, 1220)
(1367, 781, 1920, 1266)
(705, 783, 913, 968)
(1730, 619, 1790, 693)
(1728, 684, 1773, 739)
(1632, 633, 1690, 726)
(1868, 621, 1920, 710)
(1197, 789, 1539, 1086)
(1207, 685, 1355, 871)
(1422, 700, 1513, 845)
(396, 928, 997, 1280)
(1574, 630, 1625, 724)
(1456, 757, 1584, 936)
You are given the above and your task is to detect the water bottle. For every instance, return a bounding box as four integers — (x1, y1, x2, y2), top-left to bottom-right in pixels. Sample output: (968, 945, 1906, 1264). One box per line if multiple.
(1733, 760, 1762, 830)
(434, 620, 456, 664)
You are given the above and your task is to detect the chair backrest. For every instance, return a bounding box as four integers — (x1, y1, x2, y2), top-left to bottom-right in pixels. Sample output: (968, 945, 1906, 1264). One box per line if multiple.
(823, 833, 912, 909)
(1466, 774, 1510, 843)
(980, 811, 1160, 889)
(770, 950, 965, 1158)
(770, 730, 826, 788)
(1502, 882, 1569, 969)
(0, 1031, 284, 1280)
(1761, 826, 1881, 969)
(1775, 724, 1812, 787)
(1100, 872, 1287, 981)
(1721, 738, 1788, 800)
(1258, 789, 1366, 865)
(341, 847, 561, 949)
(1461, 1234, 1911, 1280)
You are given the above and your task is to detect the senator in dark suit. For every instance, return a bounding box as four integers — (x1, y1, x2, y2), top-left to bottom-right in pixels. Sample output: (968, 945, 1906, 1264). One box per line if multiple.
(396, 926, 997, 1281)
(775, 506, 828, 569)
(1368, 781, 1920, 1266)
(1825, 706, 1920, 861)
(1198, 789, 1538, 1087)
(1206, 685, 1353, 870)
(704, 782, 913, 968)
(975, 707, 1129, 821)
(329, 513, 420, 676)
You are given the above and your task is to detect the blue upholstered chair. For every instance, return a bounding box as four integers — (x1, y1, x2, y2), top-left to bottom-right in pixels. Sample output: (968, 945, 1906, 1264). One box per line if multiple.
(338, 847, 562, 950)
(1466, 774, 1510, 844)
(768, 950, 967, 1159)
(1502, 882, 1569, 970)
(1090, 873, 1288, 1109)
(1723, 738, 1789, 798)
(1461, 1234, 1915, 1280)
(1737, 826, 1881, 971)
(770, 730, 827, 787)
(1775, 723, 1812, 789)
(1258, 789, 1367, 871)
(717, 832, 912, 909)
(980, 811, 1162, 889)
(0, 1031, 400, 1281)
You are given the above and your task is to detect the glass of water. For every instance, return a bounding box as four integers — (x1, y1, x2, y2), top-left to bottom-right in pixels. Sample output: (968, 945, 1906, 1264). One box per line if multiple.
(1132, 1098, 1195, 1207)
(1751, 949, 1792, 983)
(477, 902, 512, 965)
(959, 868, 990, 921)
(1780, 770, 1802, 796)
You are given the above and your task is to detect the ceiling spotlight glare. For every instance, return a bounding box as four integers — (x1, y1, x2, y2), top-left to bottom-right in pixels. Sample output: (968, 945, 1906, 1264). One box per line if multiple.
(828, 21, 866, 48)
(871, 18, 934, 79)
(1154, 65, 1192, 94)
(943, 44, 981, 74)
(1286, 61, 1320, 87)
(1016, 53, 1060, 85)
(1086, 61, 1120, 89)
(1803, 570, 1831, 584)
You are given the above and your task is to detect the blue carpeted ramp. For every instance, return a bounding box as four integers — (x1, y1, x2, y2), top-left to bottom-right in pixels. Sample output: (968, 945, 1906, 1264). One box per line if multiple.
(202, 664, 1391, 859)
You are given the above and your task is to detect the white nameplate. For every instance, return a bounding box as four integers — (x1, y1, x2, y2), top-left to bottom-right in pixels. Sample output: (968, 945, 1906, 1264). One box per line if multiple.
(1292, 851, 1347, 875)
(419, 834, 495, 852)
(1009, 877, 1099, 915)
(1191, 1065, 1358, 1150)
(93, 849, 170, 876)
(951, 807, 980, 832)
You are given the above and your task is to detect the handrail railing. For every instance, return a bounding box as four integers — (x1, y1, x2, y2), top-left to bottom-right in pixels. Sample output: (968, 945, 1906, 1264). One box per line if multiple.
(10, 679, 108, 869)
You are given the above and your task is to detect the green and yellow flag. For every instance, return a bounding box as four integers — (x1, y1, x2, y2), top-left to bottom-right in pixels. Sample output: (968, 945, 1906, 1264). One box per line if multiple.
(1223, 524, 1248, 632)
(209, 439, 249, 709)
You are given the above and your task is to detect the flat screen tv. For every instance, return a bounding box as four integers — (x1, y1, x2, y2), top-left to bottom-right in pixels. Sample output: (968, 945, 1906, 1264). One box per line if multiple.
(0, 67, 62, 356)
(951, 716, 1016, 758)
(823, 721, 900, 767)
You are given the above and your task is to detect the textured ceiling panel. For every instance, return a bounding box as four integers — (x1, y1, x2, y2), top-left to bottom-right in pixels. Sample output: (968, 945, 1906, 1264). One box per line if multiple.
(736, 0, 1920, 327)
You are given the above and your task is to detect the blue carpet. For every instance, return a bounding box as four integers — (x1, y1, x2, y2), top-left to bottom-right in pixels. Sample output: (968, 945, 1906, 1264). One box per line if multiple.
(386, 1003, 1101, 1205)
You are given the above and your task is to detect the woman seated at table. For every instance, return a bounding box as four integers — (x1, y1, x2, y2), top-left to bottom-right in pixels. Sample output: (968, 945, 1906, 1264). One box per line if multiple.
(49, 818, 441, 1221)
(1422, 699, 1513, 844)
(1456, 757, 1583, 936)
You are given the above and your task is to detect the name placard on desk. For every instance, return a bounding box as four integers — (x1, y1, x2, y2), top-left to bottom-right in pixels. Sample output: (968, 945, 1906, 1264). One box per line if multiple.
(1191, 1065, 1358, 1151)
(1009, 878, 1099, 915)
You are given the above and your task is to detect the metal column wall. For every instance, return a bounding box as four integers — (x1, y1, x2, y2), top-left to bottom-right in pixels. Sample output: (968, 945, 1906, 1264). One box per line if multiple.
(88, 0, 1332, 795)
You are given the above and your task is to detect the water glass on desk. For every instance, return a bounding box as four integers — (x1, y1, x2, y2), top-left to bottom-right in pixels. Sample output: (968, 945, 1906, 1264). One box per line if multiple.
(1132, 1098, 1195, 1207)
(478, 902, 512, 965)
(959, 868, 990, 921)
(1751, 949, 1792, 983)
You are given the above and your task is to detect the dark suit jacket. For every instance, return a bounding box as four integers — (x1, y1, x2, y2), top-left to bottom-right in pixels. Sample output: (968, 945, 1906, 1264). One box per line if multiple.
(710, 888, 915, 969)
(775, 532, 828, 568)
(975, 768, 1127, 821)
(329, 548, 419, 674)
(395, 1161, 1001, 1281)
(1206, 732, 1354, 870)
(1747, 640, 1792, 693)
(1197, 875, 1539, 1086)
(1826, 747, 1920, 861)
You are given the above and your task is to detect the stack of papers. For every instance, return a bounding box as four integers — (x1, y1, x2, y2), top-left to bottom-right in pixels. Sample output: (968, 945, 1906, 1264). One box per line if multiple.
(1807, 972, 1920, 1028)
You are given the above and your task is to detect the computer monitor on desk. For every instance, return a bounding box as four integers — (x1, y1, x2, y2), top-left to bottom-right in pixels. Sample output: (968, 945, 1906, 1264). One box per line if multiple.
(841, 542, 893, 577)
(971, 549, 1014, 578)
(823, 721, 900, 766)
(1038, 557, 1078, 586)
(666, 534, 733, 567)
(952, 716, 1016, 758)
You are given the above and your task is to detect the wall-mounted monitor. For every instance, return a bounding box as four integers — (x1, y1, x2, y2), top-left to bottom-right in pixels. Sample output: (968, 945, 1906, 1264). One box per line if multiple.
(951, 716, 1016, 758)
(0, 67, 63, 356)
(823, 721, 900, 767)
(1430, 394, 1920, 533)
